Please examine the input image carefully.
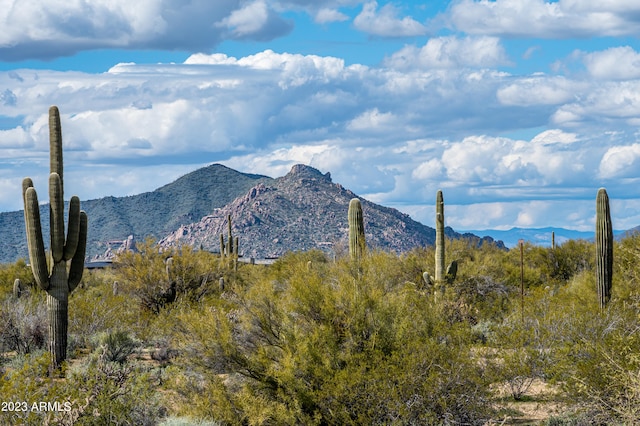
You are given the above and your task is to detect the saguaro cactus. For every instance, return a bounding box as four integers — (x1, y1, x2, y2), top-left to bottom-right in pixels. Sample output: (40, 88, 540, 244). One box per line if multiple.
(348, 198, 365, 261)
(220, 215, 238, 269)
(596, 188, 613, 309)
(435, 190, 445, 282)
(226, 214, 233, 257)
(22, 106, 88, 369)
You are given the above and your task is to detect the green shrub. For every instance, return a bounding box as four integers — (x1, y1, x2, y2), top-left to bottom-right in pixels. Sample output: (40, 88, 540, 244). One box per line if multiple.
(171, 252, 495, 424)
(0, 349, 165, 425)
(0, 259, 36, 300)
(114, 240, 223, 314)
(93, 330, 140, 364)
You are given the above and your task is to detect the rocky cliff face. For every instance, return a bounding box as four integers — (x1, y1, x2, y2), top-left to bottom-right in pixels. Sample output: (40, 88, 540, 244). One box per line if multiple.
(159, 164, 496, 258)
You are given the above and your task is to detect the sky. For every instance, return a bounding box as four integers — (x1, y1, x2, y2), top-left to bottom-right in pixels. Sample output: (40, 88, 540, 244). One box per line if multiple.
(1, 0, 640, 233)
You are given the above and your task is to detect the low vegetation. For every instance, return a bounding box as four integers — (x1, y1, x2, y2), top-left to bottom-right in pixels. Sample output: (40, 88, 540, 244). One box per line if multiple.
(1, 232, 640, 424)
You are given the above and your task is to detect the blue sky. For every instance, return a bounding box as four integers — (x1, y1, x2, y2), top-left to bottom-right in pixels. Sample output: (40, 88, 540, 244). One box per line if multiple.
(1, 0, 640, 232)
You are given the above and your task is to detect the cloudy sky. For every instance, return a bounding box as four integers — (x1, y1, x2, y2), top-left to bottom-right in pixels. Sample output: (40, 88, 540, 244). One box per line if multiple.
(1, 0, 640, 232)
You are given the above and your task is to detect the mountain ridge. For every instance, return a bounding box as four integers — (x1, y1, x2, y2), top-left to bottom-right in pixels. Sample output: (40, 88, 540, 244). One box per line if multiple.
(0, 163, 502, 264)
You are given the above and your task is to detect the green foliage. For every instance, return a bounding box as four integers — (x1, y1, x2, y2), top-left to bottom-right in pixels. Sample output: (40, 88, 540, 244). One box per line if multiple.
(2, 222, 640, 424)
(614, 231, 640, 302)
(172, 251, 494, 424)
(159, 417, 222, 426)
(489, 315, 548, 401)
(0, 259, 36, 300)
(67, 269, 140, 353)
(93, 330, 140, 364)
(0, 347, 164, 425)
(114, 239, 222, 313)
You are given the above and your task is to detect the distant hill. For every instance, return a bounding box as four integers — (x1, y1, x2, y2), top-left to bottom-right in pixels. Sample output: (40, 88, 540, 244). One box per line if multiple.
(160, 164, 501, 258)
(464, 226, 628, 248)
(0, 164, 270, 263)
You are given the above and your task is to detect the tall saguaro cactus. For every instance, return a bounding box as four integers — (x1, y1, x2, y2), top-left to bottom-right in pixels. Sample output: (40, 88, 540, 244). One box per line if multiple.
(348, 198, 365, 261)
(596, 188, 613, 309)
(435, 190, 445, 282)
(220, 214, 238, 270)
(22, 106, 88, 369)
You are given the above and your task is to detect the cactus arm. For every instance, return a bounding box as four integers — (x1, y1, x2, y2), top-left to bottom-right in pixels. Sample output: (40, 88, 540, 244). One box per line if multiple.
(13, 278, 22, 298)
(49, 106, 63, 185)
(68, 211, 87, 292)
(445, 260, 458, 284)
(24, 187, 50, 290)
(63, 196, 81, 260)
(22, 177, 34, 233)
(422, 272, 432, 287)
(22, 178, 34, 199)
(49, 173, 65, 263)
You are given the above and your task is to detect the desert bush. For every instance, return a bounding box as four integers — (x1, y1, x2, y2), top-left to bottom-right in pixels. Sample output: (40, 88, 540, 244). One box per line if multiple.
(62, 358, 164, 425)
(546, 302, 640, 423)
(171, 251, 494, 424)
(113, 238, 177, 314)
(0, 293, 47, 355)
(547, 239, 593, 281)
(501, 264, 640, 423)
(489, 316, 549, 401)
(92, 330, 140, 364)
(0, 259, 36, 300)
(114, 240, 223, 314)
(67, 272, 141, 352)
(614, 232, 640, 304)
(0, 349, 165, 425)
(444, 275, 512, 324)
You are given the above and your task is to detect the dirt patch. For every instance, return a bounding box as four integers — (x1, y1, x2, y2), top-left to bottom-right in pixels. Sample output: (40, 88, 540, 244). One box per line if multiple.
(491, 379, 568, 425)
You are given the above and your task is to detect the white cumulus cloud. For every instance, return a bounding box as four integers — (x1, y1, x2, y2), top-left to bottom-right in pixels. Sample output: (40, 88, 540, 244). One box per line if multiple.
(385, 36, 510, 69)
(354, 1, 427, 37)
(445, 0, 640, 38)
(599, 144, 640, 179)
(314, 8, 349, 23)
(582, 46, 640, 80)
(0, 0, 293, 60)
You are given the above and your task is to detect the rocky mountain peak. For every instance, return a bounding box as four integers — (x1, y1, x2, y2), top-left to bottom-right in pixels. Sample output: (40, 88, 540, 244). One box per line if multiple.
(284, 164, 332, 182)
(158, 163, 504, 259)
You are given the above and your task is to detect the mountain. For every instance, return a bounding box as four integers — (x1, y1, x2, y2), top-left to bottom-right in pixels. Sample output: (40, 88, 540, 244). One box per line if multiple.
(159, 164, 501, 258)
(0, 163, 502, 264)
(0, 164, 270, 263)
